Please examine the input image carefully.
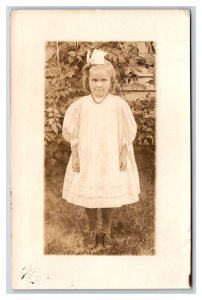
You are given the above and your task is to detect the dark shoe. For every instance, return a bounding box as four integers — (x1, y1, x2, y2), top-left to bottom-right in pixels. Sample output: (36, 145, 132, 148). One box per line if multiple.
(102, 233, 112, 248)
(95, 232, 112, 248)
(95, 232, 104, 248)
(83, 231, 96, 248)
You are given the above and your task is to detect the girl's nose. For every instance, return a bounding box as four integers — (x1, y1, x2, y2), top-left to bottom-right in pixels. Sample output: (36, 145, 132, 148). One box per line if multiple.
(96, 81, 103, 87)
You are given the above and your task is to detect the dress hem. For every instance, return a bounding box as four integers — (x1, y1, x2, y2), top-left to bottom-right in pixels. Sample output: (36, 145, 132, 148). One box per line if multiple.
(62, 192, 140, 208)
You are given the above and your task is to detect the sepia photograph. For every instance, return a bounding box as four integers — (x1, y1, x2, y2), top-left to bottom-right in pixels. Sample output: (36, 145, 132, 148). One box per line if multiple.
(11, 9, 191, 289)
(44, 41, 156, 255)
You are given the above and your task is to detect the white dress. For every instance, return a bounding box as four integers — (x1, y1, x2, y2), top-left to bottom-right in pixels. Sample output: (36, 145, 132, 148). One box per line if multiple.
(62, 94, 140, 208)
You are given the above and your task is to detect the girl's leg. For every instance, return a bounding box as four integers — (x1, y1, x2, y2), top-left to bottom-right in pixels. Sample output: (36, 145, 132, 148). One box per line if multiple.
(86, 208, 97, 232)
(101, 208, 114, 233)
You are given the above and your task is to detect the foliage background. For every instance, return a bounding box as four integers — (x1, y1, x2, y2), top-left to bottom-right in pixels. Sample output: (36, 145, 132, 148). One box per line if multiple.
(44, 41, 156, 255)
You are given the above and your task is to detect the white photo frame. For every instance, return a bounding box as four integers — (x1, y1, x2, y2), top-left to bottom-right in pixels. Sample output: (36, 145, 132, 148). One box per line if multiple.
(10, 9, 191, 289)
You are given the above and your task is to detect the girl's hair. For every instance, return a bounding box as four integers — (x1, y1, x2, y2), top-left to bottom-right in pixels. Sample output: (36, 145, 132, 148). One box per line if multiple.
(82, 59, 117, 94)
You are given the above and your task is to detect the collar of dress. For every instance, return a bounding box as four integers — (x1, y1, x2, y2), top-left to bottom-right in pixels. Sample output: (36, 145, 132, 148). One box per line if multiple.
(91, 93, 109, 104)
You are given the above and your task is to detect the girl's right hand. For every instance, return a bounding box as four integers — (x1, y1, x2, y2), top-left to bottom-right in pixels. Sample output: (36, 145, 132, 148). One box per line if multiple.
(72, 156, 80, 172)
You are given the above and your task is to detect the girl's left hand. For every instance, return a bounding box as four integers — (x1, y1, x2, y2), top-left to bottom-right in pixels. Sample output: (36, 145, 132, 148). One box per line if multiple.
(120, 153, 127, 171)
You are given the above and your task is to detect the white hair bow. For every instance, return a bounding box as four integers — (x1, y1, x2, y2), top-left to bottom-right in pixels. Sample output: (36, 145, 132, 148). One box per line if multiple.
(87, 49, 107, 65)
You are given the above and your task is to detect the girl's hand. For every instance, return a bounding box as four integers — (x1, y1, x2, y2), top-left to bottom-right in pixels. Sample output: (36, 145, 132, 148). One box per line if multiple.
(71, 144, 80, 172)
(72, 156, 80, 172)
(120, 144, 127, 171)
(120, 152, 127, 171)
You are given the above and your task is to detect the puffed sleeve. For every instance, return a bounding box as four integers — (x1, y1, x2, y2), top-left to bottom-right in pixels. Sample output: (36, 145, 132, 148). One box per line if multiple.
(118, 98, 137, 149)
(62, 100, 81, 147)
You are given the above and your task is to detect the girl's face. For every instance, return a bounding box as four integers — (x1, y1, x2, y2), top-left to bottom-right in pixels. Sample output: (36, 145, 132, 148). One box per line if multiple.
(89, 66, 111, 98)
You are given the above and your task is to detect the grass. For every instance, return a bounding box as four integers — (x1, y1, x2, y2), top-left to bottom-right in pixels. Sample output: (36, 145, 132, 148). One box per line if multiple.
(44, 149, 155, 255)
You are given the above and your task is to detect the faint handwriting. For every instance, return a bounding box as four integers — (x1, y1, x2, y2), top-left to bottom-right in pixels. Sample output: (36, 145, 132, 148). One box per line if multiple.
(21, 265, 50, 286)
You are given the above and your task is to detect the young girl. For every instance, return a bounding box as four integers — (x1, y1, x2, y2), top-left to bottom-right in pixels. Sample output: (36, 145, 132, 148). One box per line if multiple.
(62, 49, 140, 248)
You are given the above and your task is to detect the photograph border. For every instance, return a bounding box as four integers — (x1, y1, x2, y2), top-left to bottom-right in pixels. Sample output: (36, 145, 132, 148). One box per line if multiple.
(6, 4, 195, 295)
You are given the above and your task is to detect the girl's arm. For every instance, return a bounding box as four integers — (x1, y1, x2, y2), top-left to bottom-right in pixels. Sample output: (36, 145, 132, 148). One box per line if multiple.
(71, 144, 80, 172)
(120, 144, 127, 171)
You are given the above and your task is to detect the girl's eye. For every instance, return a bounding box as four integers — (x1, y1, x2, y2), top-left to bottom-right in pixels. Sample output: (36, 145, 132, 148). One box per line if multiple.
(90, 78, 109, 82)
